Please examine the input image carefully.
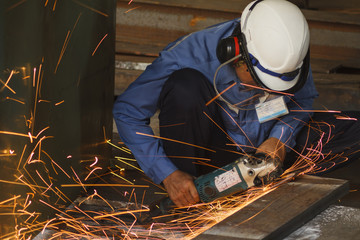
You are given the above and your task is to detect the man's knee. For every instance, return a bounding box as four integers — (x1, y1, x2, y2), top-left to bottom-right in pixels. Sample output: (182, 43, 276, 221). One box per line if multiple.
(159, 68, 214, 111)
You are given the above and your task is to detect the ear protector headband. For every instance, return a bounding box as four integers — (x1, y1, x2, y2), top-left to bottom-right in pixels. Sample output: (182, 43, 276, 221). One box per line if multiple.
(216, 0, 310, 94)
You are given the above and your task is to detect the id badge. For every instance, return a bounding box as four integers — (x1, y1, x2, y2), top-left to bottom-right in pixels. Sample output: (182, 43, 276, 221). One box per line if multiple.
(255, 96, 289, 123)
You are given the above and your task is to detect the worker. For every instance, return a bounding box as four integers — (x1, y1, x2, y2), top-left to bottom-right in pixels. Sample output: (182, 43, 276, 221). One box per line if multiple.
(113, 0, 360, 207)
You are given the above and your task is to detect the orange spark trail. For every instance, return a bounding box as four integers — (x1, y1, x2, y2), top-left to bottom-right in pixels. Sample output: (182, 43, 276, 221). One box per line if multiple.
(90, 157, 99, 167)
(115, 158, 144, 172)
(31, 63, 43, 135)
(206, 82, 236, 106)
(93, 209, 149, 220)
(215, 101, 254, 148)
(291, 109, 341, 113)
(55, 13, 82, 73)
(6, 0, 26, 12)
(240, 82, 294, 96)
(0, 131, 34, 139)
(92, 34, 108, 56)
(54, 100, 64, 106)
(61, 184, 149, 187)
(0, 70, 16, 93)
(52, 0, 58, 11)
(125, 6, 142, 13)
(5, 97, 25, 104)
(73, 0, 109, 17)
(335, 114, 358, 121)
(84, 167, 102, 181)
(136, 132, 216, 153)
(111, 171, 134, 185)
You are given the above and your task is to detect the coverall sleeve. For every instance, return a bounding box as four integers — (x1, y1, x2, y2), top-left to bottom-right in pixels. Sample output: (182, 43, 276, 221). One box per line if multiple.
(113, 50, 181, 184)
(268, 69, 319, 150)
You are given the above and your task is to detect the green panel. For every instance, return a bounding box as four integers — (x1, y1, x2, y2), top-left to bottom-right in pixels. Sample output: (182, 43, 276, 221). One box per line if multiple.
(0, 0, 115, 237)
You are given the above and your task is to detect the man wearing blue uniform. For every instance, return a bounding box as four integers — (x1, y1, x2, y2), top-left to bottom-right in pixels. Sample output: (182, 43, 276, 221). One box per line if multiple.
(113, 0, 360, 207)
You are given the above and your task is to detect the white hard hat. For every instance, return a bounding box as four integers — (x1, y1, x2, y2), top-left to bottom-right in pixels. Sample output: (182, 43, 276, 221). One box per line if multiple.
(240, 0, 310, 92)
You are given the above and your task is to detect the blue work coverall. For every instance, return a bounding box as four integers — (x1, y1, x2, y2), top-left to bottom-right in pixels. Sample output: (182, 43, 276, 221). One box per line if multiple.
(113, 19, 319, 184)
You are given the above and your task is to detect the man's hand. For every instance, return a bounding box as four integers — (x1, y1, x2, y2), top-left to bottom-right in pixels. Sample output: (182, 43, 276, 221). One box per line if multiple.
(162, 170, 200, 207)
(256, 137, 286, 162)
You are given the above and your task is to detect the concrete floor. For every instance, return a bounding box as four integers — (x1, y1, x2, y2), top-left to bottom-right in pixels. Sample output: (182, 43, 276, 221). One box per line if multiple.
(285, 158, 360, 239)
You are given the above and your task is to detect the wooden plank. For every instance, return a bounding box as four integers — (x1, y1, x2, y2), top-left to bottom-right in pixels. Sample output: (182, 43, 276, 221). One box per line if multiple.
(116, 0, 360, 65)
(119, 0, 252, 13)
(195, 175, 348, 240)
(119, 0, 360, 26)
(307, 0, 360, 12)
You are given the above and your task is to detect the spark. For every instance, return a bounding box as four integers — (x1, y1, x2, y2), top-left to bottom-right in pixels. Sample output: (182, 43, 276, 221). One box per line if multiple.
(203, 109, 250, 152)
(5, 97, 25, 104)
(136, 132, 216, 153)
(71, 166, 86, 192)
(215, 101, 255, 148)
(114, 159, 144, 172)
(28, 132, 33, 143)
(0, 196, 21, 205)
(72, 0, 109, 17)
(93, 209, 149, 220)
(41, 218, 57, 234)
(206, 82, 236, 106)
(125, 6, 142, 13)
(335, 114, 358, 121)
(107, 139, 132, 154)
(61, 184, 149, 187)
(90, 157, 99, 167)
(235, 200, 275, 226)
(6, 0, 26, 12)
(115, 156, 137, 162)
(240, 82, 294, 96)
(110, 171, 134, 185)
(52, 0, 58, 11)
(54, 100, 64, 106)
(0, 70, 16, 93)
(16, 144, 27, 170)
(0, 131, 32, 138)
(42, 150, 71, 178)
(0, 179, 46, 189)
(160, 122, 186, 128)
(291, 109, 341, 113)
(92, 34, 108, 56)
(84, 167, 102, 181)
(55, 13, 82, 73)
(31, 63, 43, 135)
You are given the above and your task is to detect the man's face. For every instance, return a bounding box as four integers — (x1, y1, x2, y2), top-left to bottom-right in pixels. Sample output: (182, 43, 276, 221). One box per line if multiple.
(234, 62, 257, 88)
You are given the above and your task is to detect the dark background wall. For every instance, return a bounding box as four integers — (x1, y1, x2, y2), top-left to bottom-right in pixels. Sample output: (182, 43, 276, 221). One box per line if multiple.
(0, 0, 115, 237)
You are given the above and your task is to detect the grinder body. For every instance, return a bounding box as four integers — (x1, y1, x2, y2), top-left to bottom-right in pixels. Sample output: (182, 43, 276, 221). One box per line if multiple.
(146, 154, 282, 221)
(195, 154, 281, 202)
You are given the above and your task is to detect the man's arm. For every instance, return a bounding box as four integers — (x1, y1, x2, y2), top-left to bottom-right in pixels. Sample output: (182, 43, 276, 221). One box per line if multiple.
(257, 70, 318, 162)
(267, 70, 318, 153)
(113, 51, 182, 185)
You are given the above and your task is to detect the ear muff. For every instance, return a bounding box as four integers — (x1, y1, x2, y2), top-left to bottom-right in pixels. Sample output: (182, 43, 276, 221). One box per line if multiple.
(216, 36, 241, 64)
